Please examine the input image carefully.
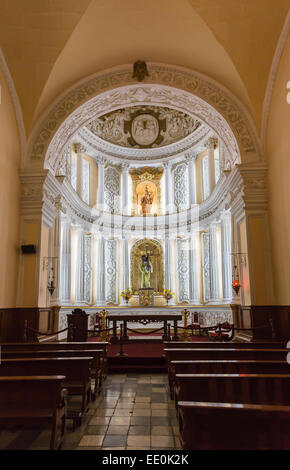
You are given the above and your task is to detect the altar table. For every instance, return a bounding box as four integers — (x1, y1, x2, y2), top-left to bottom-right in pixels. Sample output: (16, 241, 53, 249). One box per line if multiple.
(107, 314, 182, 342)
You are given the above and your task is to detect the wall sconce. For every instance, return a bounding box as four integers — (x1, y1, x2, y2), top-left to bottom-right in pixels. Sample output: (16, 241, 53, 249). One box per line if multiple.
(42, 257, 58, 296)
(232, 278, 241, 295)
(47, 267, 56, 296)
(230, 252, 247, 296)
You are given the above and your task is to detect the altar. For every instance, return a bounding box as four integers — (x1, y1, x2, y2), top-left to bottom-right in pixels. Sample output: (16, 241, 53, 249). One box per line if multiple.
(107, 312, 182, 342)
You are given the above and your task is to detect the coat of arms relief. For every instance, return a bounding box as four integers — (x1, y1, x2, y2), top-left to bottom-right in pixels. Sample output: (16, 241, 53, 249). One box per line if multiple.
(86, 105, 201, 149)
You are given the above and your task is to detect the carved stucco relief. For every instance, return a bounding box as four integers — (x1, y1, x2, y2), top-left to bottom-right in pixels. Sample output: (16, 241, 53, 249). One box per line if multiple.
(104, 166, 121, 213)
(27, 65, 261, 171)
(105, 239, 118, 304)
(176, 238, 190, 303)
(173, 162, 189, 211)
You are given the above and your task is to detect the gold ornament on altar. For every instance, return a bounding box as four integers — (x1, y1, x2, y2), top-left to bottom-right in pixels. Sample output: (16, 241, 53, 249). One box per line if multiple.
(181, 309, 191, 341)
(100, 309, 109, 341)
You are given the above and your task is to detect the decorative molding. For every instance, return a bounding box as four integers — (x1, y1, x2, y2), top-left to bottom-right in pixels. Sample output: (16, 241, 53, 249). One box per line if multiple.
(87, 105, 201, 149)
(26, 63, 261, 171)
(78, 122, 210, 163)
(105, 239, 118, 304)
(104, 166, 121, 213)
(176, 238, 190, 303)
(261, 10, 290, 150)
(173, 163, 189, 210)
(0, 48, 26, 166)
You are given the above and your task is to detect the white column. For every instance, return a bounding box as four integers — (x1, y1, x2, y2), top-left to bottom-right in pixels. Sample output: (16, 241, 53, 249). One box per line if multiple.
(84, 233, 92, 304)
(51, 211, 62, 305)
(163, 162, 172, 214)
(189, 232, 201, 304)
(186, 154, 197, 206)
(165, 237, 174, 301)
(206, 137, 218, 195)
(74, 143, 85, 200)
(120, 238, 130, 304)
(221, 211, 233, 303)
(92, 235, 98, 305)
(121, 163, 130, 215)
(209, 223, 221, 303)
(96, 236, 106, 305)
(75, 228, 85, 304)
(59, 219, 71, 304)
(97, 157, 105, 210)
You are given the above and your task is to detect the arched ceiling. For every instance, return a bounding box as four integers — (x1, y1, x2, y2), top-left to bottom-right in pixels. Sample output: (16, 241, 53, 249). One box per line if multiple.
(0, 0, 289, 136)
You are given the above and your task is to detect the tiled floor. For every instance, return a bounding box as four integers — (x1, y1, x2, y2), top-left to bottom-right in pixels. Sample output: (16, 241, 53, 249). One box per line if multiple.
(0, 373, 182, 450)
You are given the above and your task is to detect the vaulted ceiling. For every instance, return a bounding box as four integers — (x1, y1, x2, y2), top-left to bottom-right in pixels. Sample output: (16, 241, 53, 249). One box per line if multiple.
(0, 0, 289, 136)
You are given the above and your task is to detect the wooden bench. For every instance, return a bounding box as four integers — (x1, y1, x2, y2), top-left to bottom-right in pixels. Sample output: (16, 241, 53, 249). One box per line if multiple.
(169, 359, 290, 398)
(174, 374, 290, 410)
(1, 341, 108, 383)
(178, 401, 290, 449)
(0, 376, 67, 450)
(0, 357, 93, 428)
(164, 347, 289, 392)
(164, 341, 286, 349)
(2, 349, 103, 398)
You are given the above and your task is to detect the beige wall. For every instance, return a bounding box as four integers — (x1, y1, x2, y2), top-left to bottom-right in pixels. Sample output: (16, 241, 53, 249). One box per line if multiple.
(0, 66, 21, 307)
(265, 32, 290, 305)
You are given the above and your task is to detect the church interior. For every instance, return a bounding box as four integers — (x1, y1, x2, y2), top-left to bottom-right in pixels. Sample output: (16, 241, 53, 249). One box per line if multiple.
(0, 0, 290, 451)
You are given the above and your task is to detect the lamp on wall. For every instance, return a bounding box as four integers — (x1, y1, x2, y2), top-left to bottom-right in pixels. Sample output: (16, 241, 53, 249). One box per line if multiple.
(42, 257, 58, 296)
(231, 252, 247, 296)
(47, 267, 56, 296)
(232, 277, 241, 295)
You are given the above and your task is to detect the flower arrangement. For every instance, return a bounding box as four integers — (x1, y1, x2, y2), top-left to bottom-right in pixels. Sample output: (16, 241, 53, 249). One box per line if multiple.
(121, 288, 133, 303)
(162, 288, 175, 304)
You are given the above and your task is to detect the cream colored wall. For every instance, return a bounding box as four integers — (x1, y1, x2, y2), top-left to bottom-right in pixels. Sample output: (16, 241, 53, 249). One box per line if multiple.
(0, 2, 288, 134)
(38, 224, 50, 307)
(20, 221, 40, 307)
(265, 32, 290, 305)
(34, 0, 251, 123)
(237, 218, 251, 306)
(0, 66, 21, 307)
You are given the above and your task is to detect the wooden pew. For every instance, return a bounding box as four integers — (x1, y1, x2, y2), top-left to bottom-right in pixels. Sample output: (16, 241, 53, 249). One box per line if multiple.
(0, 376, 67, 450)
(2, 349, 103, 398)
(178, 401, 290, 450)
(169, 360, 290, 398)
(164, 341, 286, 349)
(1, 341, 108, 383)
(164, 348, 289, 393)
(0, 357, 93, 428)
(174, 374, 290, 410)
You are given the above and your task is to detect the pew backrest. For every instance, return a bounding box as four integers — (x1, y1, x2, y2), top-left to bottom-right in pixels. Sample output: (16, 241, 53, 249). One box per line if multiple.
(175, 373, 290, 406)
(178, 401, 290, 450)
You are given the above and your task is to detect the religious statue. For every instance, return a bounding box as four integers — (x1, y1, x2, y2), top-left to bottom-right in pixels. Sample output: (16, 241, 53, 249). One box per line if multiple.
(140, 185, 153, 215)
(139, 254, 153, 288)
